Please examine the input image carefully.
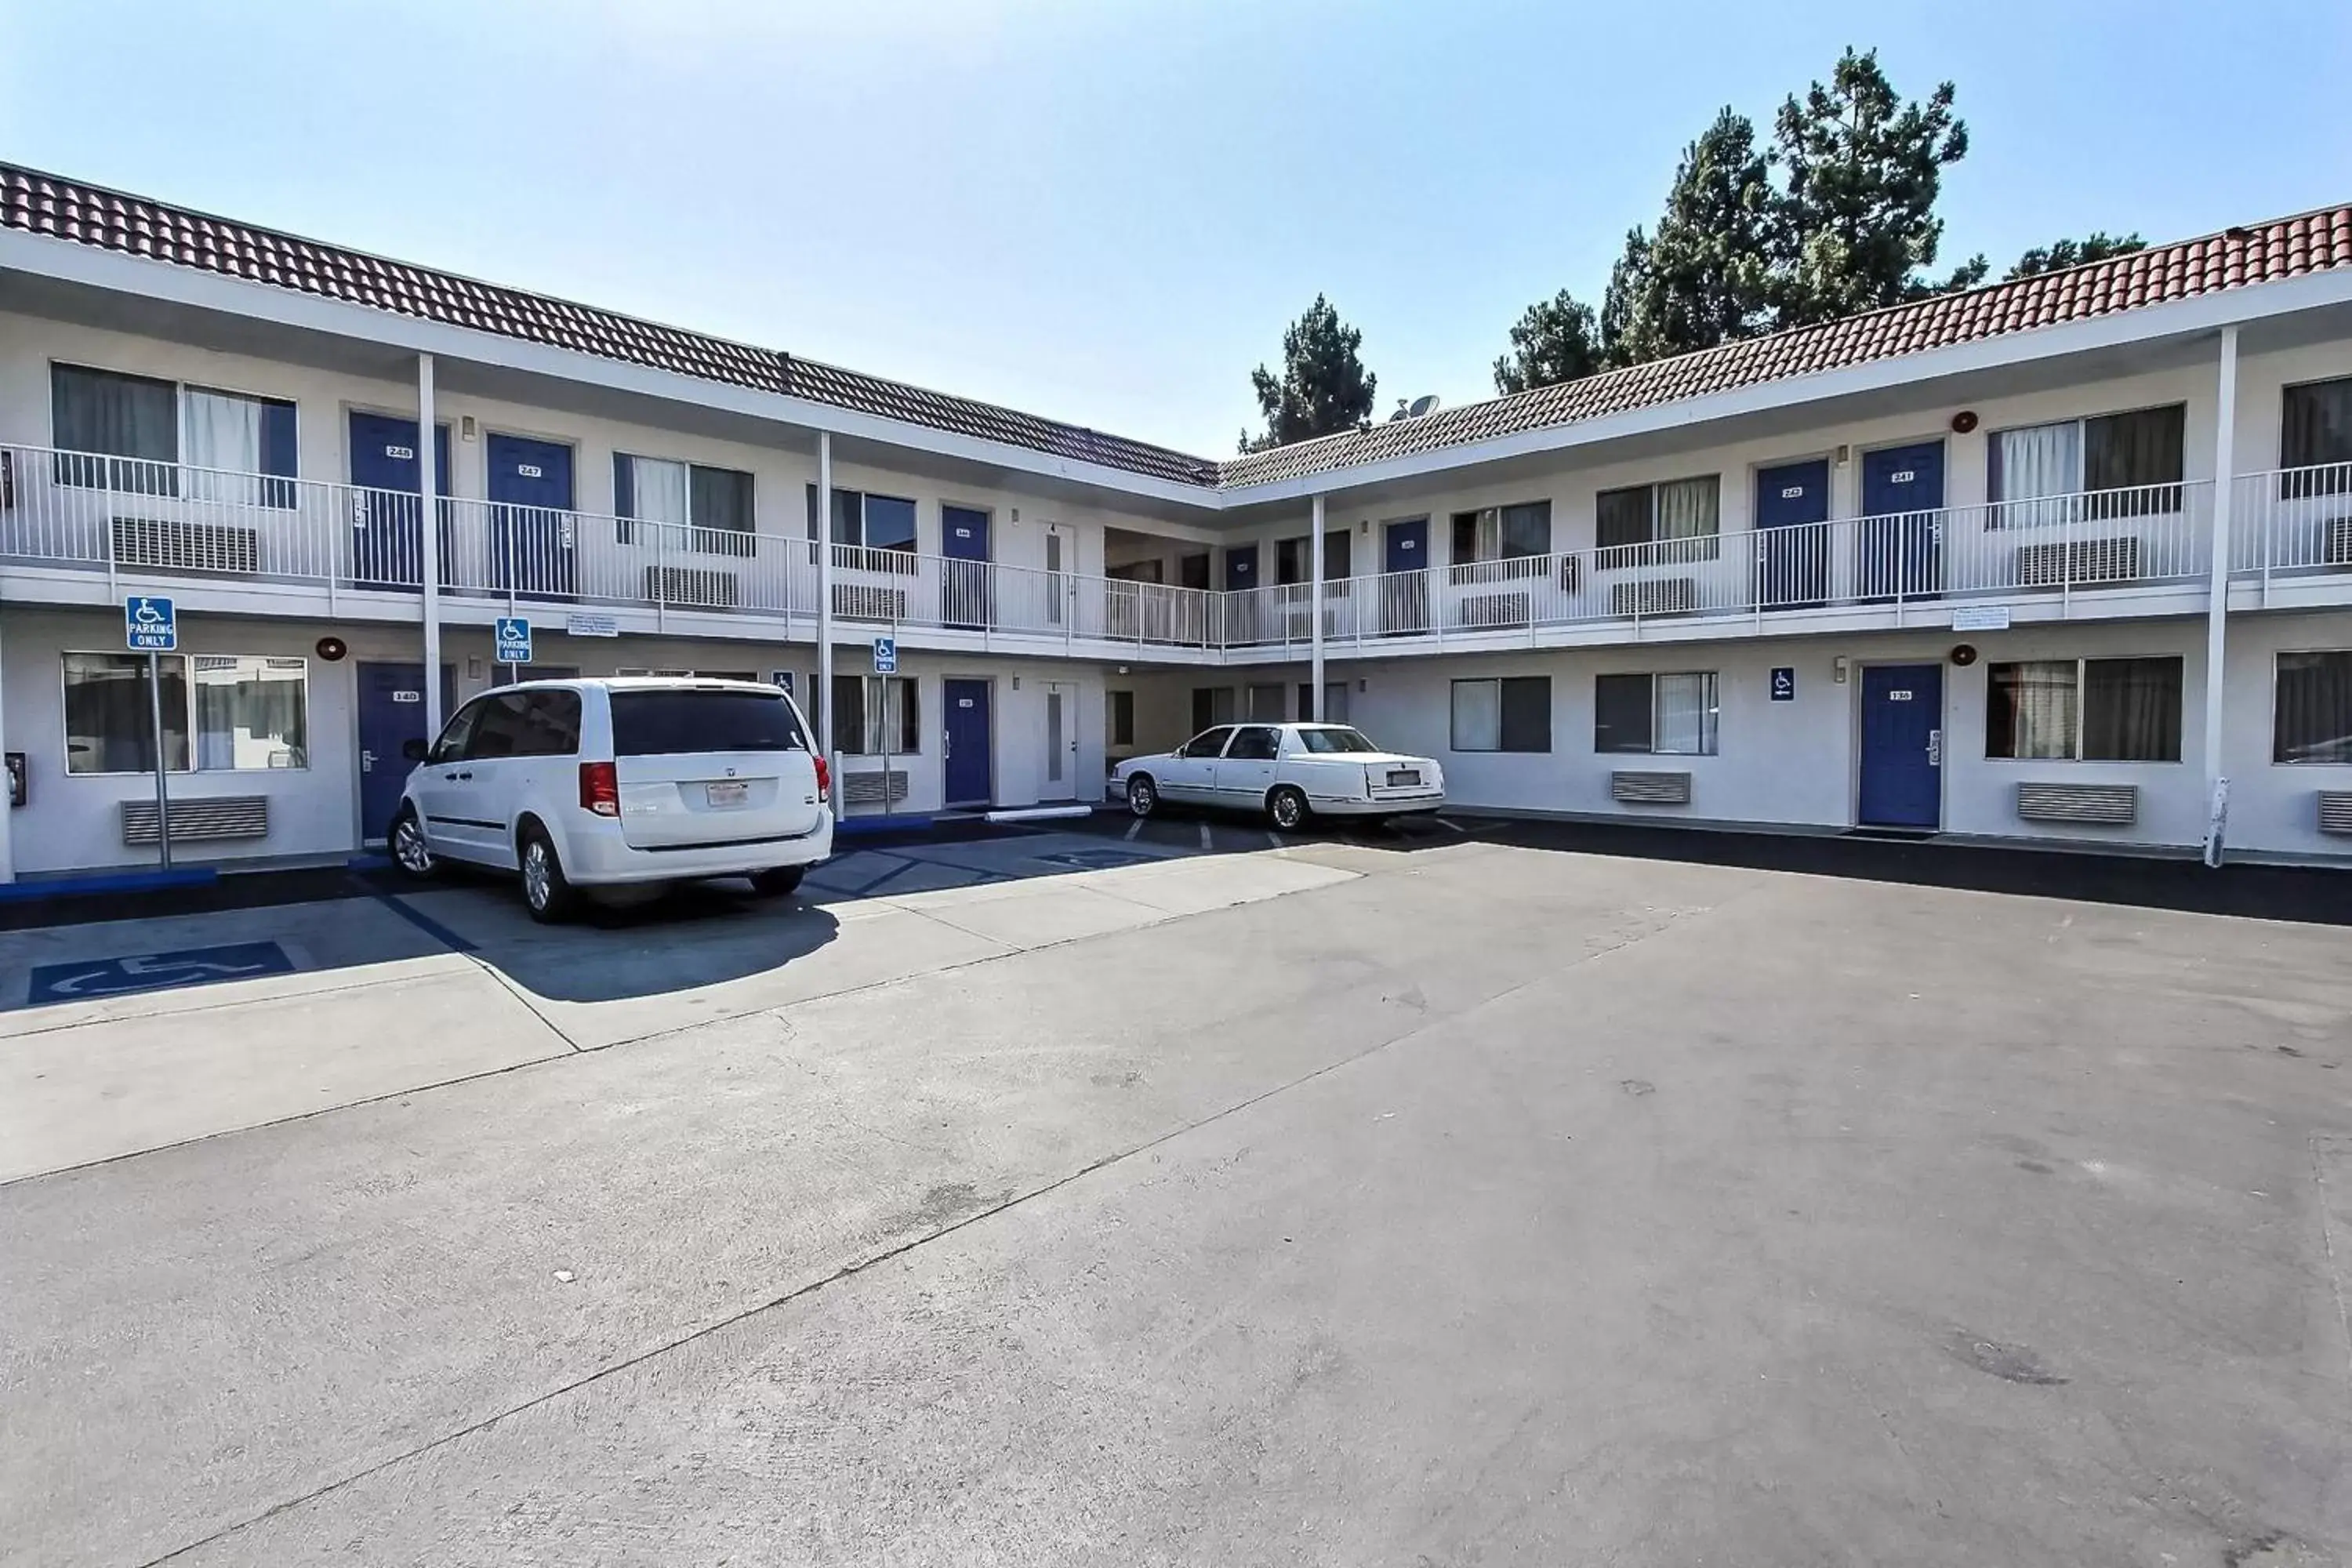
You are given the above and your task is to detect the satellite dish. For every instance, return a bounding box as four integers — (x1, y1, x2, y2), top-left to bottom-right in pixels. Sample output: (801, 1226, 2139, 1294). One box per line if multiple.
(1406, 394, 1440, 418)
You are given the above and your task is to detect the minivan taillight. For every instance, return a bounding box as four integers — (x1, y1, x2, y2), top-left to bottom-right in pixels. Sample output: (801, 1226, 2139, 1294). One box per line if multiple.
(579, 760, 620, 818)
(814, 753, 830, 799)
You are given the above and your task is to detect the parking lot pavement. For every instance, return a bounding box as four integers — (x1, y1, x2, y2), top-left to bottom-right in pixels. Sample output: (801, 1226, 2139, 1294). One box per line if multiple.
(5, 832, 2351, 1566)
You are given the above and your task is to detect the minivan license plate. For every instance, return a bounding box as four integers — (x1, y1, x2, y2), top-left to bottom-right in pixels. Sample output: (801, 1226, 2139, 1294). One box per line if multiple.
(1388, 769, 1420, 786)
(705, 781, 750, 808)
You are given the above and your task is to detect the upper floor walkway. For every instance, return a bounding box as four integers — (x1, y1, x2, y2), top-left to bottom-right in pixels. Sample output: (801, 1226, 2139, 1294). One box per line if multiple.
(2, 441, 2349, 659)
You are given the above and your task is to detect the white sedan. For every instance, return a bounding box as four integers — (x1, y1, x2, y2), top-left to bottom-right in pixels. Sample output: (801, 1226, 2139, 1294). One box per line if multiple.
(1114, 722, 1446, 830)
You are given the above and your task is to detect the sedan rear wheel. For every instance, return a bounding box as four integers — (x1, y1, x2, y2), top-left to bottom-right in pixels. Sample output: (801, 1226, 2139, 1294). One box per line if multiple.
(1267, 786, 1308, 832)
(1126, 775, 1158, 818)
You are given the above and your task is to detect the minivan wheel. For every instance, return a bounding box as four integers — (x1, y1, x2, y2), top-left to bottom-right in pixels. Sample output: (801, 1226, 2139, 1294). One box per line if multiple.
(1268, 786, 1308, 832)
(518, 827, 579, 924)
(389, 806, 437, 880)
(1127, 775, 1158, 818)
(749, 866, 804, 898)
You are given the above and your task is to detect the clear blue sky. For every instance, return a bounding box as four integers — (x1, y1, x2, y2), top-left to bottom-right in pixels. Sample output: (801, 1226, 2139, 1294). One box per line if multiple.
(3, 0, 2346, 457)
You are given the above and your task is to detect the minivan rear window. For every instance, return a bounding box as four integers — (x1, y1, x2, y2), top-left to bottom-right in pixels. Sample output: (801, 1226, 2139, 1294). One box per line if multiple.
(609, 689, 808, 756)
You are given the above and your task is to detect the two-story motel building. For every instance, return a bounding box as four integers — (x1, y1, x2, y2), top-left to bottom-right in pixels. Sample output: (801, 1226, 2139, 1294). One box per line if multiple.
(1, 164, 2350, 881)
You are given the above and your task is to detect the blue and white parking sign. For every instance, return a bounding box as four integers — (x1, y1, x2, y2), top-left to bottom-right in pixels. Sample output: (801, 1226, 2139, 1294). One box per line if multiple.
(125, 595, 176, 652)
(872, 636, 897, 674)
(1769, 666, 1795, 702)
(494, 617, 532, 663)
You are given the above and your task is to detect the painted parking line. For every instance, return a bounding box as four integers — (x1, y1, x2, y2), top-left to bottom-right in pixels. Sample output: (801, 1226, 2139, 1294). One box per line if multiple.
(1123, 818, 1145, 842)
(1265, 830, 1283, 850)
(1199, 822, 1214, 851)
(365, 888, 481, 954)
(1435, 817, 1468, 833)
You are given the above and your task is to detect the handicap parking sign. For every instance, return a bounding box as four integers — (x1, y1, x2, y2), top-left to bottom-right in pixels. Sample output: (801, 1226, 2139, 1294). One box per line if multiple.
(872, 636, 897, 674)
(494, 617, 532, 663)
(125, 595, 177, 652)
(1769, 666, 1795, 702)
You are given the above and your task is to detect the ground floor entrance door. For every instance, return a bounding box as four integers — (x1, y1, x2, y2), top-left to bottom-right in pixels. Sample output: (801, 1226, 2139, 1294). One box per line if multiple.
(942, 678, 993, 808)
(357, 661, 454, 843)
(1857, 662, 1944, 829)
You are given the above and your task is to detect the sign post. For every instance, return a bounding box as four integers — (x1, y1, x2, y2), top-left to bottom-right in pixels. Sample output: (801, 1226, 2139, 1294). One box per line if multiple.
(125, 596, 177, 869)
(872, 637, 897, 818)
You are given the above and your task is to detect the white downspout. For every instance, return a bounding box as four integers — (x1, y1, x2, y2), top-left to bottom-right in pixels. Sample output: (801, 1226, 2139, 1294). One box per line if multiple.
(817, 430, 840, 818)
(417, 353, 444, 736)
(1308, 494, 1325, 719)
(2201, 324, 2238, 869)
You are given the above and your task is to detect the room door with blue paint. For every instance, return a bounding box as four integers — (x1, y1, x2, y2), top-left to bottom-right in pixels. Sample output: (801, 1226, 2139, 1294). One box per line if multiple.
(942, 506, 991, 629)
(1858, 441, 1945, 601)
(1857, 662, 1944, 829)
(942, 678, 993, 808)
(1225, 544, 1261, 644)
(1382, 517, 1428, 633)
(485, 433, 576, 599)
(348, 412, 452, 590)
(1754, 459, 1830, 608)
(356, 661, 454, 842)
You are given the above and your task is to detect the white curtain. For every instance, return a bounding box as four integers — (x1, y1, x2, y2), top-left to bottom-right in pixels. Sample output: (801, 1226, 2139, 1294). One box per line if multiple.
(1654, 672, 1718, 755)
(183, 390, 263, 506)
(1655, 477, 1719, 543)
(1451, 679, 1500, 750)
(631, 456, 691, 533)
(1994, 422, 2080, 528)
(1998, 660, 2080, 758)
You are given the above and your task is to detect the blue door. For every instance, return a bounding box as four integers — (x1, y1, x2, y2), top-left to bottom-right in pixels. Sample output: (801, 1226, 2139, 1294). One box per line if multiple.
(942, 678, 993, 808)
(348, 412, 452, 590)
(1382, 518, 1429, 633)
(486, 434, 576, 598)
(1859, 441, 1945, 600)
(1754, 459, 1830, 608)
(942, 505, 990, 630)
(1858, 663, 1944, 829)
(1225, 544, 1258, 591)
(1225, 544, 1262, 644)
(357, 661, 455, 842)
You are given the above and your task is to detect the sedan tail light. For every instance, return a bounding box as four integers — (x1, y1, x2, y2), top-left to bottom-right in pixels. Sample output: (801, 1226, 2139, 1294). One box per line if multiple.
(579, 760, 620, 818)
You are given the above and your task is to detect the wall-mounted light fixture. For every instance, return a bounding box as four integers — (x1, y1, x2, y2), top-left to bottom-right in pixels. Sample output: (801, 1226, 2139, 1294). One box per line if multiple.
(1832, 655, 1849, 684)
(460, 415, 477, 441)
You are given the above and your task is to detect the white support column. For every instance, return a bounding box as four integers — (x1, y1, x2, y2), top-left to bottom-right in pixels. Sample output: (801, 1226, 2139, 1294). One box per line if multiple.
(817, 431, 841, 817)
(2201, 324, 2239, 869)
(417, 353, 444, 735)
(1308, 494, 1325, 719)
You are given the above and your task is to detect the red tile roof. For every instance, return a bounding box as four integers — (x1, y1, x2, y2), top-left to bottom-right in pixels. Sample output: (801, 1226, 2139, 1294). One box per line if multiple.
(1221, 207, 2352, 487)
(5, 164, 2346, 495)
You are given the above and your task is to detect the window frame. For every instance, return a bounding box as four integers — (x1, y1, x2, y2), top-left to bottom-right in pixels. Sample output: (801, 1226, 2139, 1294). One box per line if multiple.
(829, 673, 920, 756)
(1593, 476, 1722, 566)
(1106, 689, 1136, 747)
(61, 650, 311, 775)
(616, 452, 756, 556)
(2280, 377, 2352, 497)
(1987, 401, 2187, 524)
(807, 485, 920, 574)
(1984, 655, 2185, 763)
(2271, 648, 2352, 765)
(1449, 675, 1552, 753)
(50, 362, 299, 506)
(1592, 670, 1719, 757)
(1447, 500, 1553, 581)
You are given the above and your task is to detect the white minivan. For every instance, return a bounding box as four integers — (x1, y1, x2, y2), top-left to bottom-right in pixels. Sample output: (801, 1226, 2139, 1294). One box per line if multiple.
(390, 677, 833, 922)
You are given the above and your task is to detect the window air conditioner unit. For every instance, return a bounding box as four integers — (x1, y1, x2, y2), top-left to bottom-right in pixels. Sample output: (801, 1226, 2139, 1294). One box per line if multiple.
(1460, 591, 1532, 628)
(833, 583, 908, 621)
(1611, 576, 1697, 616)
(2015, 537, 2140, 586)
(2324, 517, 2352, 567)
(645, 565, 740, 608)
(113, 516, 261, 575)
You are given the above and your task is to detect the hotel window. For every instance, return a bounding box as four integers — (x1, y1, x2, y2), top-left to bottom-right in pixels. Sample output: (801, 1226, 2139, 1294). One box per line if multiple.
(1594, 477, 1720, 564)
(51, 365, 297, 505)
(2281, 378, 2352, 497)
(1594, 672, 1719, 756)
(616, 455, 754, 554)
(1449, 501, 1552, 578)
(1986, 656, 2183, 761)
(1450, 676, 1551, 753)
(2273, 651, 2352, 764)
(806, 485, 919, 571)
(831, 674, 920, 755)
(1990, 405, 2184, 524)
(1190, 687, 1236, 731)
(1275, 530, 1354, 584)
(63, 652, 307, 775)
(1107, 690, 1135, 747)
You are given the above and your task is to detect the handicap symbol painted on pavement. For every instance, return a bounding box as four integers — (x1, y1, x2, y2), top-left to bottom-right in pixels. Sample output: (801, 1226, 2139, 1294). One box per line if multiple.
(27, 941, 296, 1004)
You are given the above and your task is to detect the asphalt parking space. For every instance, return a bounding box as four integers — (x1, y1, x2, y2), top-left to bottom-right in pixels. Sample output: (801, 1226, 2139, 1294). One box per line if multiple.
(8, 826, 2352, 1566)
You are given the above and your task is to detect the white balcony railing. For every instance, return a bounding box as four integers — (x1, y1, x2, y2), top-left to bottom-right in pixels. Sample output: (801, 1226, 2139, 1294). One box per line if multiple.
(0, 444, 2321, 656)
